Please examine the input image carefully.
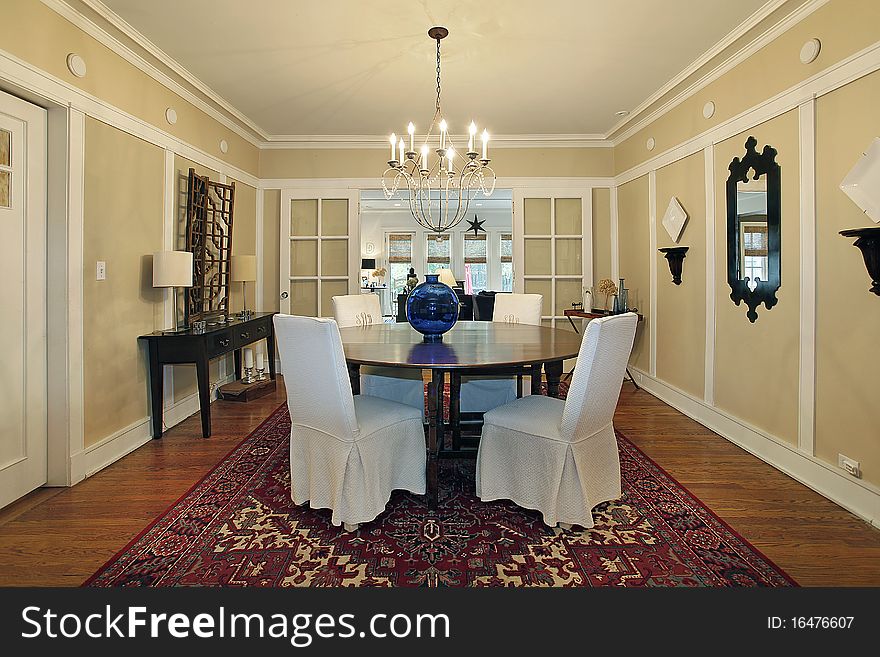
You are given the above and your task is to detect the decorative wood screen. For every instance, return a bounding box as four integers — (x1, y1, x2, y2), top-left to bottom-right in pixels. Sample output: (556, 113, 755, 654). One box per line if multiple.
(184, 168, 235, 325)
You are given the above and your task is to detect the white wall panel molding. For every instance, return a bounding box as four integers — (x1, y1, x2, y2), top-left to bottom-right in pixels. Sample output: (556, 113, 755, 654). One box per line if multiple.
(262, 134, 612, 150)
(615, 37, 880, 187)
(797, 98, 817, 456)
(259, 177, 615, 191)
(703, 145, 716, 406)
(630, 367, 880, 529)
(648, 170, 657, 377)
(610, 186, 620, 281)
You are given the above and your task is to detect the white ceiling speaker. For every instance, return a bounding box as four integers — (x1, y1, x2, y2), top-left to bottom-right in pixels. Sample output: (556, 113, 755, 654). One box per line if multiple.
(164, 108, 178, 125)
(702, 101, 716, 119)
(646, 137, 656, 151)
(219, 139, 229, 154)
(66, 53, 87, 78)
(800, 38, 821, 64)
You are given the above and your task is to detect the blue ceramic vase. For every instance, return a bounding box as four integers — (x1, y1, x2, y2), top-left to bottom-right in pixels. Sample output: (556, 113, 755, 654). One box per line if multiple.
(406, 274, 459, 342)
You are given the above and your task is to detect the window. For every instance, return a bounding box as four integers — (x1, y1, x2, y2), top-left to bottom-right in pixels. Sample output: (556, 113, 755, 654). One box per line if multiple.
(388, 233, 413, 295)
(464, 233, 487, 292)
(500, 233, 513, 292)
(426, 234, 451, 274)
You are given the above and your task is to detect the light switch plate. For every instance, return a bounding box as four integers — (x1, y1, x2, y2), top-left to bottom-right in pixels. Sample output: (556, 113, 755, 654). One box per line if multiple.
(96, 261, 106, 281)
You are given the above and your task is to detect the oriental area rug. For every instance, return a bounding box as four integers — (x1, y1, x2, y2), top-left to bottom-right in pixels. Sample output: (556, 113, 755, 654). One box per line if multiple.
(85, 391, 795, 588)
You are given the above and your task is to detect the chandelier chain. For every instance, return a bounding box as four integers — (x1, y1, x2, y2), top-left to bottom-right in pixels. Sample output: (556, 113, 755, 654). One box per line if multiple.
(435, 37, 442, 113)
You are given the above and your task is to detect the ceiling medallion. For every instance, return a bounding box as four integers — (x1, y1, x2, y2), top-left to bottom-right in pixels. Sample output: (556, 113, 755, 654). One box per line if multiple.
(382, 27, 496, 234)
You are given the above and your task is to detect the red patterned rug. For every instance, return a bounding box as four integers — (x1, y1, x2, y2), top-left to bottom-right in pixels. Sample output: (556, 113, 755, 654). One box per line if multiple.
(85, 395, 795, 587)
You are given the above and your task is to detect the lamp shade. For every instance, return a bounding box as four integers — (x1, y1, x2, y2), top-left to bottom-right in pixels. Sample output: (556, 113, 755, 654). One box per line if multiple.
(152, 250, 193, 288)
(361, 258, 376, 270)
(231, 255, 257, 282)
(437, 268, 457, 288)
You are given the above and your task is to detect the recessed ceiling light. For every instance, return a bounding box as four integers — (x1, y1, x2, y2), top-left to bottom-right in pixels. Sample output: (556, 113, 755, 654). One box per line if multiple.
(394, 203, 401, 207)
(615, 110, 629, 117)
(476, 203, 483, 206)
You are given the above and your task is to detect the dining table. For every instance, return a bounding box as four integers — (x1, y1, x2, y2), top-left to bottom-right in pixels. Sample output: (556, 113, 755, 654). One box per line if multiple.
(338, 321, 584, 507)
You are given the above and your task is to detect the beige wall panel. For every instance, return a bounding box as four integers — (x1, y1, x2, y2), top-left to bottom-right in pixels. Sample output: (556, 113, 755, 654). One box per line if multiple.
(592, 188, 612, 287)
(82, 119, 164, 447)
(259, 147, 613, 179)
(655, 151, 706, 398)
(615, 0, 880, 173)
(815, 70, 880, 487)
(262, 190, 281, 314)
(617, 176, 650, 371)
(713, 111, 799, 445)
(229, 180, 256, 313)
(1, 0, 259, 174)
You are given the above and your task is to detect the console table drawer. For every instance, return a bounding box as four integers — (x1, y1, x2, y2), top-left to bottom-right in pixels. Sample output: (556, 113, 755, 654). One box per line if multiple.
(207, 329, 234, 357)
(234, 320, 270, 348)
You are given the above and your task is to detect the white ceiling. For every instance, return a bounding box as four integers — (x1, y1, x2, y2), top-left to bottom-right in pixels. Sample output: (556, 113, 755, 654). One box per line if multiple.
(99, 0, 769, 138)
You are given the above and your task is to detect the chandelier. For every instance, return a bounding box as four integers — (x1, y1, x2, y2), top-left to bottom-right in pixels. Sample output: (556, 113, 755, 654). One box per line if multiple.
(382, 27, 496, 234)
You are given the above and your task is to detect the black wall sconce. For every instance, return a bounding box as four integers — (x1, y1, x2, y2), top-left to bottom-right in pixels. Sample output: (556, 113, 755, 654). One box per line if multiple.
(840, 227, 880, 295)
(659, 247, 689, 285)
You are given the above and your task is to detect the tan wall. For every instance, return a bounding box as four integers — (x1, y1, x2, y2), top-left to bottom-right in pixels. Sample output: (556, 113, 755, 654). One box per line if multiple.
(592, 188, 612, 287)
(654, 151, 706, 399)
(1, 0, 259, 175)
(229, 180, 257, 313)
(615, 0, 880, 174)
(617, 176, 650, 372)
(815, 70, 880, 485)
(260, 146, 613, 179)
(713, 111, 800, 446)
(262, 189, 281, 314)
(82, 118, 164, 447)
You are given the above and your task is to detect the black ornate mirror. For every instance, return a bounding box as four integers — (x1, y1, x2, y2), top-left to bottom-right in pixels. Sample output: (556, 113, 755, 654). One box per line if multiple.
(726, 136, 781, 322)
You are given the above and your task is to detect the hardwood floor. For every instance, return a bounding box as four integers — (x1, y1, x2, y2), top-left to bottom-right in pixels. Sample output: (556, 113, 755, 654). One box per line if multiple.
(1, 377, 878, 586)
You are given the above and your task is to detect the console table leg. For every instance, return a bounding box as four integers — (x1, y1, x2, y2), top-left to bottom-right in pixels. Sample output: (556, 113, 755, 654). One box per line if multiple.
(546, 360, 563, 398)
(148, 345, 163, 439)
(196, 357, 212, 438)
(266, 331, 277, 380)
(233, 349, 242, 380)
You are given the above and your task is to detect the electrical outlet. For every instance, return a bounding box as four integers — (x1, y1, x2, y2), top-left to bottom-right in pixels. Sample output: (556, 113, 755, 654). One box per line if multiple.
(96, 261, 106, 281)
(838, 454, 861, 479)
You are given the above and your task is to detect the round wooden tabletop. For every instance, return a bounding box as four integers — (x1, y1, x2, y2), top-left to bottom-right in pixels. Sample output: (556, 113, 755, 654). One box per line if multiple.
(338, 321, 583, 369)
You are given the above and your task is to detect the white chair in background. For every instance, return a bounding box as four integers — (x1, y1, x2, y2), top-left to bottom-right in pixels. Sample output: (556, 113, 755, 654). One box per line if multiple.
(476, 313, 638, 529)
(458, 293, 544, 413)
(273, 314, 426, 530)
(332, 294, 425, 414)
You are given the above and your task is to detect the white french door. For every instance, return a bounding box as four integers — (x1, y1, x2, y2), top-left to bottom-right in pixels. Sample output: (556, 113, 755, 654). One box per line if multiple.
(279, 189, 359, 316)
(0, 91, 47, 509)
(513, 188, 592, 329)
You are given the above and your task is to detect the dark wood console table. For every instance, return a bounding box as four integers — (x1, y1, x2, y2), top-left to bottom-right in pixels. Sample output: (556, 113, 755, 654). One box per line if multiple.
(139, 312, 277, 439)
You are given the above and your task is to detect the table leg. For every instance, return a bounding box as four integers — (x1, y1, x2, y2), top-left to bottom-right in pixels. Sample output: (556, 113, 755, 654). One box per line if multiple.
(148, 344, 163, 439)
(196, 356, 211, 438)
(266, 330, 277, 380)
(531, 362, 543, 396)
(626, 367, 640, 391)
(546, 360, 563, 398)
(450, 371, 461, 451)
(347, 363, 361, 395)
(233, 349, 242, 380)
(426, 369, 443, 509)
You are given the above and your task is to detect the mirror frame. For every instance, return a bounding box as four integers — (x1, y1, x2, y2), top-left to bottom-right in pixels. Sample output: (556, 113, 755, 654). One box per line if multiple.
(726, 136, 781, 323)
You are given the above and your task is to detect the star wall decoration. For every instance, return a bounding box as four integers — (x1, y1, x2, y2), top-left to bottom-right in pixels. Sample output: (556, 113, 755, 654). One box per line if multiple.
(466, 215, 486, 236)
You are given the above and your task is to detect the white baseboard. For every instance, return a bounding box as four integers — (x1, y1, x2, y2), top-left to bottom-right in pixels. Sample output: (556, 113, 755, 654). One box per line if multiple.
(69, 374, 235, 484)
(629, 368, 880, 529)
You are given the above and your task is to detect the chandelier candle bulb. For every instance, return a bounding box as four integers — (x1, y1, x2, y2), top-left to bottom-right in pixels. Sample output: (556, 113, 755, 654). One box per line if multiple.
(390, 133, 397, 161)
(439, 119, 448, 149)
(399, 137, 406, 161)
(468, 121, 477, 153)
(421, 144, 429, 170)
(481, 130, 489, 159)
(447, 147, 455, 172)
(408, 122, 415, 152)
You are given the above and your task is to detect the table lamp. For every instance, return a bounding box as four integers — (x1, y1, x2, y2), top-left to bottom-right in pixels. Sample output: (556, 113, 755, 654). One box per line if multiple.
(437, 268, 458, 289)
(231, 255, 257, 316)
(153, 250, 193, 331)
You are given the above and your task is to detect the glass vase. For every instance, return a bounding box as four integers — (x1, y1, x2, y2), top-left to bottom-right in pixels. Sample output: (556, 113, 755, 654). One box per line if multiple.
(405, 274, 459, 342)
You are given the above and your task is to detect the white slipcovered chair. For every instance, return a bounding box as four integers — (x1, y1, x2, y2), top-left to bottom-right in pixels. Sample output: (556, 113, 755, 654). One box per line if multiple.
(458, 293, 544, 413)
(331, 294, 425, 414)
(476, 312, 638, 529)
(273, 314, 426, 530)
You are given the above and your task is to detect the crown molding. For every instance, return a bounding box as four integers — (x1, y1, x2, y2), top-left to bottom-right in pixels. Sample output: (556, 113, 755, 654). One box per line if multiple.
(608, 0, 829, 145)
(43, 0, 269, 145)
(261, 134, 612, 150)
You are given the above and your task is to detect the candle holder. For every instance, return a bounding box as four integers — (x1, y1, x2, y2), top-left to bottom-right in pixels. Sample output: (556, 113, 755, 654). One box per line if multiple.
(840, 227, 880, 295)
(659, 246, 689, 285)
(243, 366, 256, 384)
(256, 366, 266, 381)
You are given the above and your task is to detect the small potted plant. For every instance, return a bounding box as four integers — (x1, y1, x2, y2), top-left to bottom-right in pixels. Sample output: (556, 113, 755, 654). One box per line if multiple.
(372, 266, 387, 286)
(597, 278, 618, 312)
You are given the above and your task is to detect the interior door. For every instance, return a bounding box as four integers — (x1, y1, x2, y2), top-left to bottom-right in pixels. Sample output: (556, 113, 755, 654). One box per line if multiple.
(0, 91, 47, 509)
(513, 189, 592, 330)
(280, 190, 359, 317)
